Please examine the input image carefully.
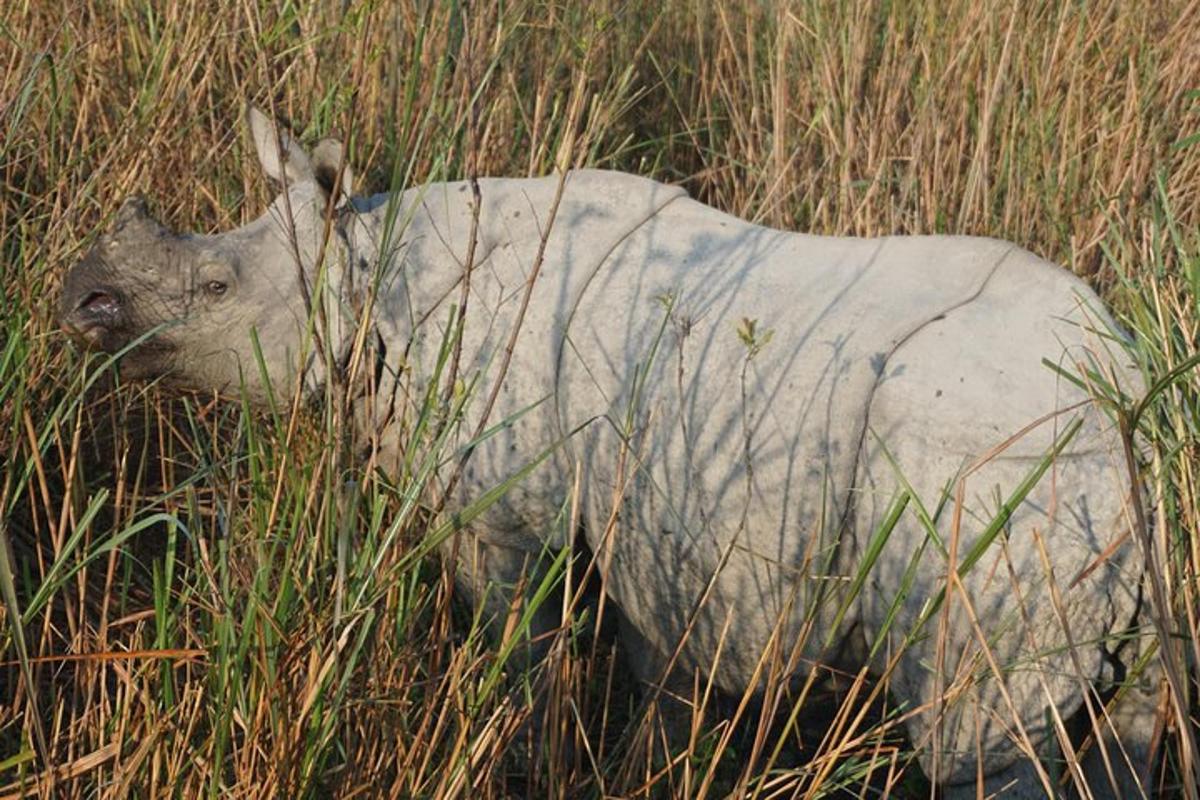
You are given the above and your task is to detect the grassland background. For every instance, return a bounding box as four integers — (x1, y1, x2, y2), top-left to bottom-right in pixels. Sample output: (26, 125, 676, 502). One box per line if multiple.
(2, 1, 1199, 797)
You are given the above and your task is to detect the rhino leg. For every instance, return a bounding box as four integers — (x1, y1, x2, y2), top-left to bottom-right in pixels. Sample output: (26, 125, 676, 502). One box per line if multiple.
(940, 656, 1161, 800)
(1074, 653, 1161, 799)
(614, 618, 707, 767)
(446, 532, 562, 669)
(942, 759, 1050, 800)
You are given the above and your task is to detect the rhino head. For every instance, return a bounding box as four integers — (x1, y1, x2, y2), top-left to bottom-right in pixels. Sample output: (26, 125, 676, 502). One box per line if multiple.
(60, 106, 356, 401)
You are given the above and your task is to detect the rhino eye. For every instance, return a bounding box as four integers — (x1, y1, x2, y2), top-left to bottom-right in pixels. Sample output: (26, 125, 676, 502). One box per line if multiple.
(205, 280, 228, 297)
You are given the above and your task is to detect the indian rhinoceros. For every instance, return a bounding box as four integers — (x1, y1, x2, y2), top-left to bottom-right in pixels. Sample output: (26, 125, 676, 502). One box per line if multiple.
(59, 106, 1161, 798)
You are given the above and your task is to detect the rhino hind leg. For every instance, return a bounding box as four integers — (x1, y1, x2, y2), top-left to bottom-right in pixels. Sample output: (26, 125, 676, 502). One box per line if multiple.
(941, 758, 1051, 800)
(1073, 654, 1162, 799)
(933, 654, 1162, 800)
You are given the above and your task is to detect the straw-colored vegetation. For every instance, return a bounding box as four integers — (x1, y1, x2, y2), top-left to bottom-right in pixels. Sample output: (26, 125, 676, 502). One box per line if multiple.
(2, 1, 1198, 797)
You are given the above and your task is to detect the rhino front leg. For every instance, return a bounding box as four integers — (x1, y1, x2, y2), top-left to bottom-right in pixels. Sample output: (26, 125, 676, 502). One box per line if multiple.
(446, 531, 563, 669)
(438, 530, 570, 762)
(618, 618, 703, 768)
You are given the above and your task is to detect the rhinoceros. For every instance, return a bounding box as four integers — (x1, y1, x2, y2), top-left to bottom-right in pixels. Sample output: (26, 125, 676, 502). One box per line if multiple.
(60, 107, 1160, 798)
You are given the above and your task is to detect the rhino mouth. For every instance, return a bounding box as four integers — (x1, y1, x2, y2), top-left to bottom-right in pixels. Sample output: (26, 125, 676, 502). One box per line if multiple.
(78, 290, 119, 316)
(61, 291, 121, 344)
(60, 288, 177, 377)
(61, 286, 127, 349)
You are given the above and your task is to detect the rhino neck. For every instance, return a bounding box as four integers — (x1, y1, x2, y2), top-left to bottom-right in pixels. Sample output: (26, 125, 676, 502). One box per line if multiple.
(291, 205, 367, 399)
(324, 185, 470, 428)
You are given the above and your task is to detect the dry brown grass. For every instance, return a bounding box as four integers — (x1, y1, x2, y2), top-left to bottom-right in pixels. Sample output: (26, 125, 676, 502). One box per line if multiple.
(2, 1, 1199, 797)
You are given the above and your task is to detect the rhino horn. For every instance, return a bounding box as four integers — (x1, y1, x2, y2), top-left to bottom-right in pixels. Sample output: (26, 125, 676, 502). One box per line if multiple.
(112, 195, 168, 236)
(115, 196, 150, 226)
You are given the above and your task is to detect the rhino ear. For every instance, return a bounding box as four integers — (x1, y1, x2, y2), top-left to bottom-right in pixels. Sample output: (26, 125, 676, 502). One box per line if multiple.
(312, 138, 354, 207)
(247, 103, 315, 186)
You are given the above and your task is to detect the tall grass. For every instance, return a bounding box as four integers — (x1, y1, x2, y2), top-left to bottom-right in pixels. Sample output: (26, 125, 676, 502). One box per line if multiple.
(2, 1, 1198, 797)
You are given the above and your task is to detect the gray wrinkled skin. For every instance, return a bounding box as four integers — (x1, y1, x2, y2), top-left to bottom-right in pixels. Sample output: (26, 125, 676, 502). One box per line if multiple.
(60, 108, 1158, 798)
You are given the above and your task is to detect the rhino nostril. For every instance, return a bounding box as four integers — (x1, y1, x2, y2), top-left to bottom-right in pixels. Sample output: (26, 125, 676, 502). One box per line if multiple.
(77, 290, 120, 316)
